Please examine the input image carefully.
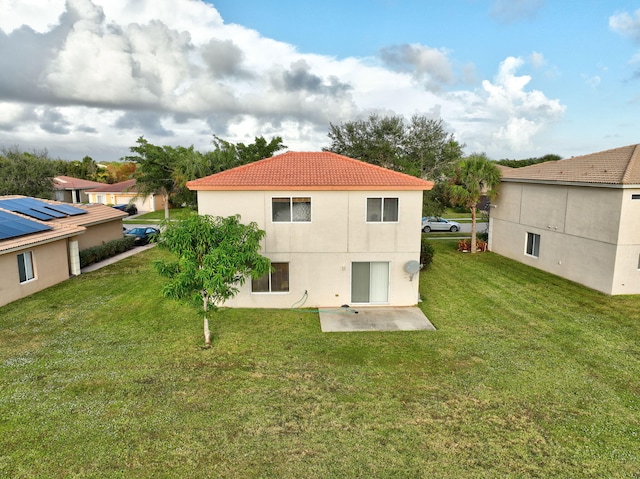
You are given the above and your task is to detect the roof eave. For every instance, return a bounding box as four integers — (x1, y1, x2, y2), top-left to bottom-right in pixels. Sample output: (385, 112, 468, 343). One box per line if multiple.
(500, 178, 640, 188)
(0, 228, 85, 255)
(189, 184, 434, 191)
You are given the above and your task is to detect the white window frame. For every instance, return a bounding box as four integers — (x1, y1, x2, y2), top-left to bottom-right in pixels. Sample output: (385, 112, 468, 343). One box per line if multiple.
(271, 197, 311, 223)
(351, 261, 390, 304)
(17, 251, 35, 284)
(525, 232, 540, 258)
(366, 197, 399, 223)
(251, 263, 290, 294)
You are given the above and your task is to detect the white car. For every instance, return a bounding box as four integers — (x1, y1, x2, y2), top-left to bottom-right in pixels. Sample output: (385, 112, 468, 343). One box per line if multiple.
(421, 217, 461, 233)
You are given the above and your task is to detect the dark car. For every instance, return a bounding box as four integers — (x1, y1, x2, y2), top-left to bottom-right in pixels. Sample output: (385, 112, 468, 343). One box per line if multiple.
(113, 204, 138, 215)
(125, 227, 159, 245)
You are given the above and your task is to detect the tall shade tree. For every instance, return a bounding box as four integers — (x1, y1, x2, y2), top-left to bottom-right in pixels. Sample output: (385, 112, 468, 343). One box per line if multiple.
(325, 114, 462, 180)
(154, 214, 271, 348)
(448, 154, 502, 253)
(126, 137, 178, 220)
(0, 147, 56, 198)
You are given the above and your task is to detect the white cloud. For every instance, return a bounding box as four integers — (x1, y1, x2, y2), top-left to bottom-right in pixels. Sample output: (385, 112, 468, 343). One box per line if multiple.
(610, 9, 640, 42)
(0, 0, 566, 161)
(530, 51, 546, 68)
(379, 44, 455, 90)
(0, 0, 66, 34)
(453, 56, 565, 154)
(490, 0, 544, 23)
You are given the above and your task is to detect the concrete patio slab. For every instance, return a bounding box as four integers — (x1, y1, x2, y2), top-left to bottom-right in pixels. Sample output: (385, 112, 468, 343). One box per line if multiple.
(319, 306, 436, 332)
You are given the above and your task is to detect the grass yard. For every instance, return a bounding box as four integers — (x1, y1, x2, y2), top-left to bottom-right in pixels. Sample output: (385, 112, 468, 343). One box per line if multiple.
(123, 207, 196, 224)
(1, 242, 640, 478)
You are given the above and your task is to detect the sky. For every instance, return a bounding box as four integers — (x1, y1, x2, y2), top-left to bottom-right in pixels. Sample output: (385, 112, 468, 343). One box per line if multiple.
(1, 0, 639, 163)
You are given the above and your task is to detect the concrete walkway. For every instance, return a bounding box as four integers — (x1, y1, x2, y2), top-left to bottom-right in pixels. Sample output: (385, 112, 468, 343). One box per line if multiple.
(81, 243, 156, 273)
(319, 306, 436, 332)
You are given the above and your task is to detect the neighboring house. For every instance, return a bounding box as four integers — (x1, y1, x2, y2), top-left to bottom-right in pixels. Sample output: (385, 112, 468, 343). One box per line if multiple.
(0, 196, 127, 307)
(85, 179, 164, 213)
(186, 151, 433, 308)
(53, 175, 104, 204)
(489, 144, 640, 295)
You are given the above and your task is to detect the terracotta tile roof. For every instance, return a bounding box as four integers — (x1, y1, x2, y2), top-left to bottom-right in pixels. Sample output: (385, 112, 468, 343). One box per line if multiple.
(53, 175, 104, 190)
(86, 178, 137, 193)
(501, 144, 640, 185)
(187, 151, 434, 191)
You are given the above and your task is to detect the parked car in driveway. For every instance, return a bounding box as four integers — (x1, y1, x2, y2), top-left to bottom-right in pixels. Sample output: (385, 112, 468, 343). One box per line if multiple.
(113, 204, 138, 215)
(124, 227, 159, 245)
(421, 217, 461, 233)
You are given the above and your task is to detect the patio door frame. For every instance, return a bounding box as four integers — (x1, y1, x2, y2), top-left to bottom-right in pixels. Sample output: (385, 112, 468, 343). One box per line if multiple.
(351, 261, 390, 304)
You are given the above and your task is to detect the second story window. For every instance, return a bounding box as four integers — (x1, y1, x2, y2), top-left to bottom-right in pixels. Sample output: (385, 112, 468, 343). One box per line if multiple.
(272, 197, 311, 222)
(367, 197, 399, 222)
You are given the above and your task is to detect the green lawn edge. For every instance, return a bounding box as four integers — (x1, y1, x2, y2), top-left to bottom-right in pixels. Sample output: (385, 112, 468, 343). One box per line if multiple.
(1, 241, 639, 478)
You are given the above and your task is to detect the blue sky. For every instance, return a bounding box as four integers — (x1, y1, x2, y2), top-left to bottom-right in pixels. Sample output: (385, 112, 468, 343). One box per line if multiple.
(0, 0, 639, 162)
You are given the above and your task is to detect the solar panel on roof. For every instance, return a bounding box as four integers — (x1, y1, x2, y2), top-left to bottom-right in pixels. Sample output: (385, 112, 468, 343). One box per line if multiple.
(0, 210, 52, 240)
(0, 198, 87, 221)
(11, 198, 70, 217)
(16, 208, 55, 221)
(43, 202, 86, 216)
(0, 200, 56, 221)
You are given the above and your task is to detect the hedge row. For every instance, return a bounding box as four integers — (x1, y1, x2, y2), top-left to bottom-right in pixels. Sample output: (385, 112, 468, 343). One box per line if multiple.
(420, 237, 435, 269)
(79, 236, 136, 268)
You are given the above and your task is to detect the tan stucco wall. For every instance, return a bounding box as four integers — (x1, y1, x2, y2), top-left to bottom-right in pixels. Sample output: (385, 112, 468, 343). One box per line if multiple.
(88, 193, 164, 213)
(77, 220, 124, 250)
(611, 189, 640, 294)
(0, 241, 70, 307)
(490, 182, 640, 295)
(196, 189, 424, 307)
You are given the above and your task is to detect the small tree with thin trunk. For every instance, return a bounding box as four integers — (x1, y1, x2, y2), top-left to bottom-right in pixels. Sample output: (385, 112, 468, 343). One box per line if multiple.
(154, 214, 271, 347)
(448, 154, 502, 253)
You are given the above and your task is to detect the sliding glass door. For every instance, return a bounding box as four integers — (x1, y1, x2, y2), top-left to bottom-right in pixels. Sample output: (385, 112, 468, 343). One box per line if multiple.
(351, 262, 389, 303)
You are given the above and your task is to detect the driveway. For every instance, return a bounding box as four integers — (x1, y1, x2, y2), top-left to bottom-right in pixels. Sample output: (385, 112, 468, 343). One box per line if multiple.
(319, 306, 436, 332)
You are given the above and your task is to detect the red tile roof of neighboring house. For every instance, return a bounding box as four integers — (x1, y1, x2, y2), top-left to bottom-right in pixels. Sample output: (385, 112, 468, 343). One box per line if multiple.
(53, 175, 104, 190)
(86, 178, 137, 193)
(187, 151, 434, 191)
(501, 144, 640, 185)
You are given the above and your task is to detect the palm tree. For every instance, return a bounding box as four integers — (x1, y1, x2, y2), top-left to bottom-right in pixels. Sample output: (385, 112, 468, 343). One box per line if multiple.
(448, 154, 502, 253)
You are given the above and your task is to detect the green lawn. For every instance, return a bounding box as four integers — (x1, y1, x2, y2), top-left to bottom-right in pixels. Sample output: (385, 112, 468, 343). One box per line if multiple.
(123, 207, 196, 224)
(1, 242, 639, 478)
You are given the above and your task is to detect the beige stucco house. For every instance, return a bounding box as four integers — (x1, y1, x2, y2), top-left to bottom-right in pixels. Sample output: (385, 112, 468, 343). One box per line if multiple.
(86, 179, 164, 213)
(489, 144, 640, 295)
(186, 151, 433, 308)
(0, 196, 127, 307)
(53, 175, 104, 204)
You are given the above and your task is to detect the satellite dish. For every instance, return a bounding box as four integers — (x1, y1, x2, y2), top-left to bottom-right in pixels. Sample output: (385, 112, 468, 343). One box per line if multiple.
(404, 260, 421, 274)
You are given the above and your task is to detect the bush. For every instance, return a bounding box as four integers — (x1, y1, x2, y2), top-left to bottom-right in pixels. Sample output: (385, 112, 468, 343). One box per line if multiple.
(79, 236, 136, 268)
(457, 238, 488, 252)
(420, 237, 435, 268)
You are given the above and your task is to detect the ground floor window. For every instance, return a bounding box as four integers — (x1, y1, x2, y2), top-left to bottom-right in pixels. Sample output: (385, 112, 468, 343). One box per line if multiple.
(351, 261, 389, 303)
(252, 263, 289, 293)
(17, 251, 35, 283)
(526, 232, 540, 258)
